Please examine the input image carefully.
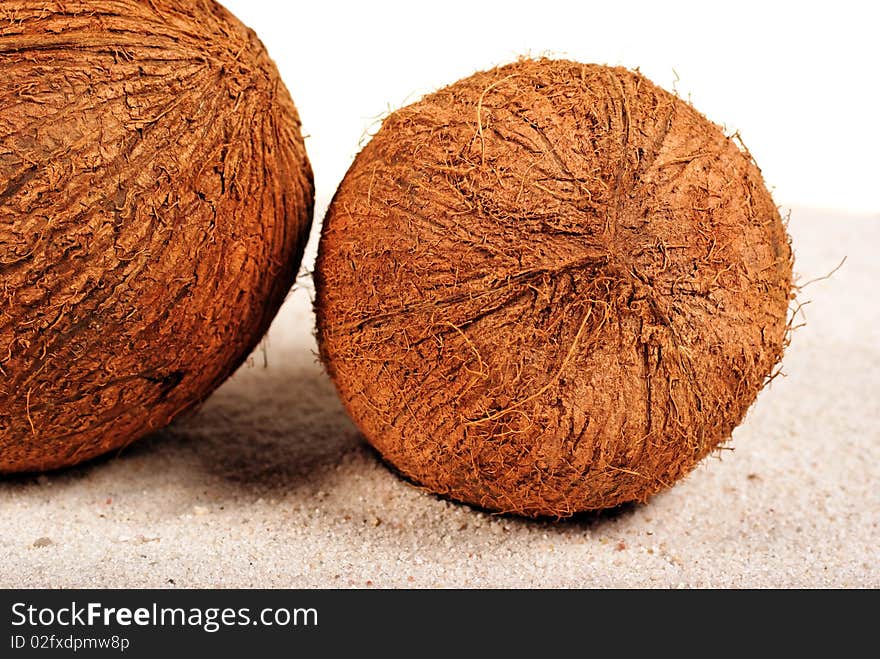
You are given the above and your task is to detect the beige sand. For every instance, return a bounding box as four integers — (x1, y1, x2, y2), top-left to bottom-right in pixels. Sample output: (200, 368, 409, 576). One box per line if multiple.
(1, 207, 877, 588)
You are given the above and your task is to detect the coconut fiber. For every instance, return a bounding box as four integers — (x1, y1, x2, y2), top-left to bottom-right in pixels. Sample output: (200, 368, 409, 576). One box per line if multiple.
(0, 0, 313, 472)
(315, 59, 793, 517)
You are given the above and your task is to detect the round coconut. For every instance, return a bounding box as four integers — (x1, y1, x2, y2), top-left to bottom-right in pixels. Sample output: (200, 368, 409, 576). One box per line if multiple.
(0, 1, 313, 473)
(315, 59, 793, 518)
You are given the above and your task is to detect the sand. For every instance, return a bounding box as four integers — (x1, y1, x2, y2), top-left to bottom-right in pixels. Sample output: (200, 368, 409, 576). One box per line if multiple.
(1, 207, 877, 588)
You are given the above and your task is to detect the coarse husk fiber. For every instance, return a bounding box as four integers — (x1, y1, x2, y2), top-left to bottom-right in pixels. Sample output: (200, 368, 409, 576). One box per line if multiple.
(0, 0, 313, 472)
(316, 58, 793, 518)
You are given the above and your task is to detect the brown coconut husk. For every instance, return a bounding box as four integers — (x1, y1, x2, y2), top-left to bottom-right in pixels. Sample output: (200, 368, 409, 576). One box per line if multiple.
(315, 58, 793, 518)
(0, 0, 314, 472)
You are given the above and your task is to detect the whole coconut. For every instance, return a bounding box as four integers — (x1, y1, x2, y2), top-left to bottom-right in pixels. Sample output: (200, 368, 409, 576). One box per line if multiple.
(0, 1, 313, 472)
(316, 59, 792, 517)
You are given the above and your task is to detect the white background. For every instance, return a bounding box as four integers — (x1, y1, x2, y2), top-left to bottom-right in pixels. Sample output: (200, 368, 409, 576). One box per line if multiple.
(222, 0, 879, 217)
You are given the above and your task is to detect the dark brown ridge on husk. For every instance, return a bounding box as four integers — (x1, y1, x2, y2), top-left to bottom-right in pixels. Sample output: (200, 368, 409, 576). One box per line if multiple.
(315, 59, 793, 518)
(0, 0, 313, 472)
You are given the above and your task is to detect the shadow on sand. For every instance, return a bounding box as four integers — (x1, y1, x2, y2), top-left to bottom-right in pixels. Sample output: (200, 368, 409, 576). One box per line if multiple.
(2, 358, 640, 533)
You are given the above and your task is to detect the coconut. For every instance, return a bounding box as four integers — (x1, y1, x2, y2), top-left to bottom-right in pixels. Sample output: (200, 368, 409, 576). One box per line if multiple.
(0, 0, 313, 472)
(315, 59, 793, 517)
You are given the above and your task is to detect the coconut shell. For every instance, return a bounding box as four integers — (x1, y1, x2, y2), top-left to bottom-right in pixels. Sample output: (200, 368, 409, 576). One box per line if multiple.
(315, 59, 792, 518)
(0, 0, 313, 473)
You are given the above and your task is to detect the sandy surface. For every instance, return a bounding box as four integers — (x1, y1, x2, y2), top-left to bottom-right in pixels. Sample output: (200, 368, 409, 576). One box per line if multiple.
(1, 207, 877, 589)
